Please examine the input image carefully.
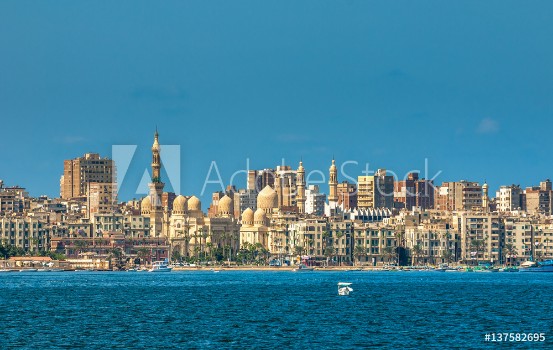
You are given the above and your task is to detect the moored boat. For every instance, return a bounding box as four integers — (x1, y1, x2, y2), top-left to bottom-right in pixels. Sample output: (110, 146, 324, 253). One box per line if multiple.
(520, 260, 553, 273)
(149, 261, 172, 272)
(293, 264, 314, 272)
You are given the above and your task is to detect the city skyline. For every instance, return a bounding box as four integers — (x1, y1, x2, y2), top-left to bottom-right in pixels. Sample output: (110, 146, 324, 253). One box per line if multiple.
(2, 1, 553, 202)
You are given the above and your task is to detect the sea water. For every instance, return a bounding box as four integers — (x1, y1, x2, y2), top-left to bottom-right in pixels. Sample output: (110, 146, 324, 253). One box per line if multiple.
(1, 271, 552, 349)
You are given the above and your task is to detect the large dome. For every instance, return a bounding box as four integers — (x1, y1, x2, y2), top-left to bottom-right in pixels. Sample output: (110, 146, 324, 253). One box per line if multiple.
(241, 208, 254, 225)
(141, 196, 151, 214)
(188, 195, 201, 212)
(218, 195, 232, 216)
(173, 195, 187, 214)
(254, 208, 267, 226)
(257, 185, 278, 210)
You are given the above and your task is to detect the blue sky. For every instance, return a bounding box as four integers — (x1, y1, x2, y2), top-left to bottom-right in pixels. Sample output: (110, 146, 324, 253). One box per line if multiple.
(1, 1, 552, 203)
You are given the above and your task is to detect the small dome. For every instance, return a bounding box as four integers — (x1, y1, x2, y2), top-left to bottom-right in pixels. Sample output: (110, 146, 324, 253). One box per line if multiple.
(254, 208, 267, 226)
(297, 160, 305, 172)
(188, 195, 201, 212)
(218, 195, 232, 216)
(329, 158, 337, 171)
(173, 195, 187, 214)
(242, 208, 254, 225)
(257, 185, 278, 210)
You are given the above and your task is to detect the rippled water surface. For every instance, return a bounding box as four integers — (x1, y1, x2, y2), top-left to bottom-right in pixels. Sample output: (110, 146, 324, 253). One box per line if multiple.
(1, 271, 552, 349)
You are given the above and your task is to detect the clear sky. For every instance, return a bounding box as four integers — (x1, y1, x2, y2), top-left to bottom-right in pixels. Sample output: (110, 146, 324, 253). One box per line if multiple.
(1, 1, 552, 204)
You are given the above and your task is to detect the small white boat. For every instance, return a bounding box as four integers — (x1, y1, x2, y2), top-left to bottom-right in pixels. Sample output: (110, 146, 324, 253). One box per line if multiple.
(338, 282, 353, 296)
(149, 261, 172, 273)
(293, 264, 314, 272)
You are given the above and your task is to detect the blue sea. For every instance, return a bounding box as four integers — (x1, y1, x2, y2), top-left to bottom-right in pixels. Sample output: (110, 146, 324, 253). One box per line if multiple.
(1, 271, 552, 349)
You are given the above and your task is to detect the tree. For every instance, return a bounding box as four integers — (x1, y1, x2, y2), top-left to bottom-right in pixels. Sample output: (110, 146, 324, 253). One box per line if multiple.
(137, 247, 150, 265)
(470, 239, 486, 265)
(354, 245, 367, 266)
(383, 246, 395, 264)
(411, 244, 423, 266)
(441, 250, 453, 264)
(504, 243, 516, 267)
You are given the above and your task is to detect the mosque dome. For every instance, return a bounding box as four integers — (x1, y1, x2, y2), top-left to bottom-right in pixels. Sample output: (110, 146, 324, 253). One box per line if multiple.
(141, 196, 151, 214)
(173, 195, 187, 214)
(257, 185, 278, 210)
(188, 195, 201, 212)
(218, 195, 232, 216)
(254, 208, 267, 226)
(241, 208, 254, 225)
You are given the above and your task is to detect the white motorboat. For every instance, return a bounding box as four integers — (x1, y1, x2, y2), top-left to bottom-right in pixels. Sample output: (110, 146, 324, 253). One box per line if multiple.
(292, 264, 314, 272)
(149, 261, 172, 272)
(338, 282, 353, 296)
(520, 260, 553, 272)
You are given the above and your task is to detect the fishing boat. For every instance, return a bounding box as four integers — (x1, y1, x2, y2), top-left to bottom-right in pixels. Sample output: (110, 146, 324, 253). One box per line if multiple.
(338, 282, 353, 296)
(149, 261, 172, 273)
(292, 264, 314, 272)
(520, 260, 553, 273)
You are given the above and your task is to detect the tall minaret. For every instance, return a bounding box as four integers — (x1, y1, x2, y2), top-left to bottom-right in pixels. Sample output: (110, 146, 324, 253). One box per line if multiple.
(149, 129, 165, 237)
(328, 158, 338, 207)
(482, 182, 489, 213)
(296, 159, 306, 214)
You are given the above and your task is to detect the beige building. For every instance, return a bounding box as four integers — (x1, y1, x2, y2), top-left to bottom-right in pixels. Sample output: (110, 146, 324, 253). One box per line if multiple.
(357, 169, 394, 209)
(436, 181, 482, 211)
(60, 153, 116, 200)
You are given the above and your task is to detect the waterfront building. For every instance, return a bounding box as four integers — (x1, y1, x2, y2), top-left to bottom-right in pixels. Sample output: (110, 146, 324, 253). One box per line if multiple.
(453, 212, 504, 265)
(0, 216, 49, 252)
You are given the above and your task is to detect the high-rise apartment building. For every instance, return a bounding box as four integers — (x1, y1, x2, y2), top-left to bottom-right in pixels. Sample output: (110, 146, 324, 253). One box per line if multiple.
(305, 185, 326, 216)
(61, 153, 116, 200)
(357, 169, 394, 209)
(436, 181, 482, 211)
(525, 180, 552, 215)
(337, 181, 357, 210)
(393, 172, 435, 210)
(496, 185, 523, 212)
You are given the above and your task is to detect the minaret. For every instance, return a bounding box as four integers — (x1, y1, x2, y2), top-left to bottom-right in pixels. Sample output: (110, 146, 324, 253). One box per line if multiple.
(296, 159, 306, 214)
(328, 158, 338, 206)
(149, 129, 165, 237)
(482, 182, 489, 213)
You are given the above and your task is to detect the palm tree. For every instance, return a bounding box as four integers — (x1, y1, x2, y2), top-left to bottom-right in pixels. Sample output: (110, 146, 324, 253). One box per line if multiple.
(335, 231, 345, 265)
(383, 246, 395, 264)
(411, 244, 423, 266)
(470, 239, 486, 265)
(441, 250, 453, 264)
(503, 243, 516, 267)
(137, 247, 150, 265)
(354, 245, 367, 266)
